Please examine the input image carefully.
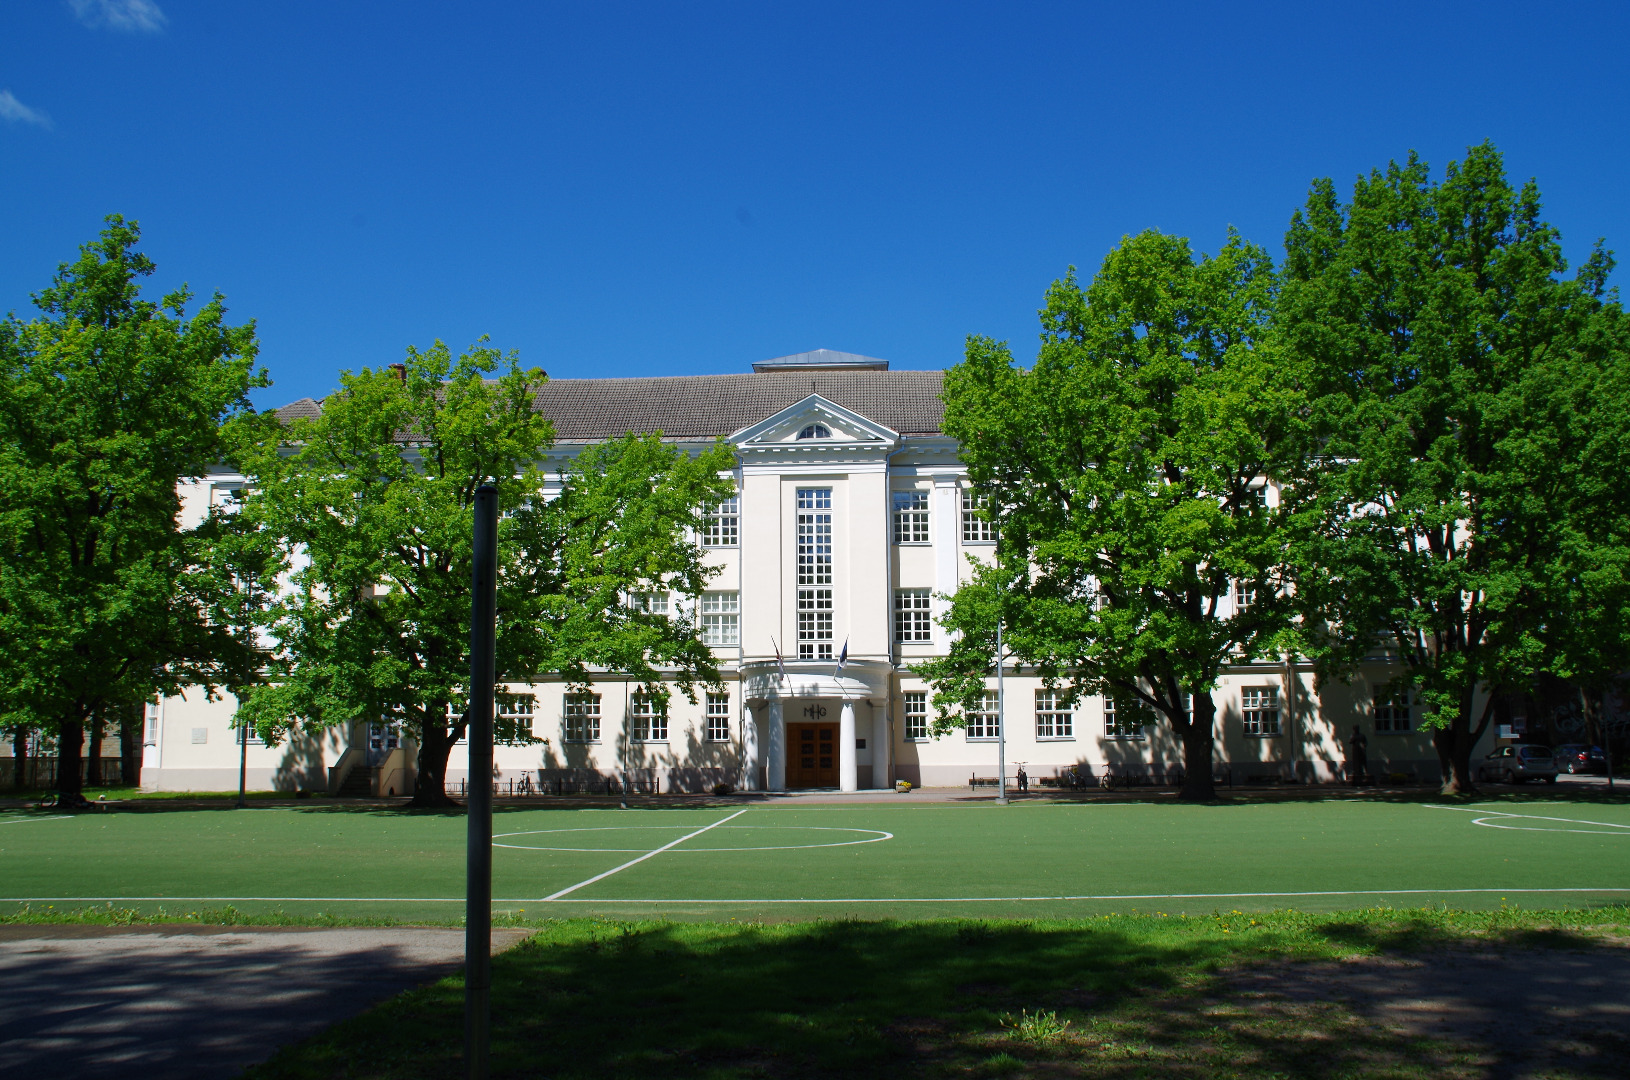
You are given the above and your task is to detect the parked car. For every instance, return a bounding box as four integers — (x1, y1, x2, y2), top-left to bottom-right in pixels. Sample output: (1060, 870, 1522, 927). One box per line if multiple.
(1477, 744, 1557, 784)
(1551, 744, 1607, 775)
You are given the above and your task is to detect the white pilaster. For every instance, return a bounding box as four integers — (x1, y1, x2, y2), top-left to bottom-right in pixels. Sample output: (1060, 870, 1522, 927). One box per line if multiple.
(871, 702, 890, 790)
(839, 699, 858, 792)
(767, 697, 786, 791)
(742, 704, 761, 791)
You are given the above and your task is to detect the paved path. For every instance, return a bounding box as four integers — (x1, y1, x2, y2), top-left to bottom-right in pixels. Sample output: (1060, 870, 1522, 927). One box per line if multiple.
(0, 925, 530, 1080)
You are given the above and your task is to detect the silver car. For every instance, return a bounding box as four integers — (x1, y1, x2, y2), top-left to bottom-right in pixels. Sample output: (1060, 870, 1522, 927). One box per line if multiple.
(1477, 744, 1557, 784)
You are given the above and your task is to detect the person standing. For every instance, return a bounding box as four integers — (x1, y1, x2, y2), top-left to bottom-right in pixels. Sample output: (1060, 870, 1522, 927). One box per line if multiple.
(1347, 725, 1369, 786)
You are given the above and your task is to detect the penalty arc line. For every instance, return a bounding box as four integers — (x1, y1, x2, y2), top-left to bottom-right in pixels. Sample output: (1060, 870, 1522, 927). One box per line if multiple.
(1424, 805, 1630, 831)
(538, 807, 752, 901)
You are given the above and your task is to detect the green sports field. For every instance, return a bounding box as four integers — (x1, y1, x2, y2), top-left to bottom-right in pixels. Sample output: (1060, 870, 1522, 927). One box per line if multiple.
(3, 796, 1628, 921)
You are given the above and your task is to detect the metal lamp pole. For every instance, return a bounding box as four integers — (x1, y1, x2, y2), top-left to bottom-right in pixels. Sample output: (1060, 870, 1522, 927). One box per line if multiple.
(995, 614, 1008, 806)
(465, 485, 498, 1080)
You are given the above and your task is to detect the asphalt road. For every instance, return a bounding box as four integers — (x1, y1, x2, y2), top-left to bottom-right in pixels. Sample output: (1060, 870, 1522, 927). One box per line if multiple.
(0, 925, 530, 1080)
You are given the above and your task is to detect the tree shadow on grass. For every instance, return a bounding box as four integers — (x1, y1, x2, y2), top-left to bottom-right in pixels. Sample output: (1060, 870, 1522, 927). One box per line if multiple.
(243, 917, 1630, 1080)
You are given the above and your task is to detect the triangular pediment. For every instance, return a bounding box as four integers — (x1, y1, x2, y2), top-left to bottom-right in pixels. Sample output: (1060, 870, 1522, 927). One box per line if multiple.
(729, 394, 899, 448)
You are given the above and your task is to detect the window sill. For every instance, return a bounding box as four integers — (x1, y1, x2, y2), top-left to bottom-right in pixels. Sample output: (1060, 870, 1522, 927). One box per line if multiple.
(966, 737, 1001, 743)
(1103, 734, 1147, 741)
(904, 736, 932, 743)
(1241, 732, 1282, 739)
(893, 541, 933, 547)
(961, 539, 996, 546)
(1035, 736, 1076, 742)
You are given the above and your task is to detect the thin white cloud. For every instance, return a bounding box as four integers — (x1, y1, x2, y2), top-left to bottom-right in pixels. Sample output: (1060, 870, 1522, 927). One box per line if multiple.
(0, 90, 52, 128)
(69, 0, 168, 33)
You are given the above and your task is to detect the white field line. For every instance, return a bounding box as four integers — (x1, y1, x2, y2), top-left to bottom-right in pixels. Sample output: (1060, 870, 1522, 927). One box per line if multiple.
(1424, 804, 1630, 832)
(6, 886, 1630, 906)
(0, 816, 73, 825)
(538, 807, 751, 901)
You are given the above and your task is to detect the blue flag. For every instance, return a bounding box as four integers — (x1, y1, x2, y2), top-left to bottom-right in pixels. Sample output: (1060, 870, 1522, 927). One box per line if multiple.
(834, 638, 848, 676)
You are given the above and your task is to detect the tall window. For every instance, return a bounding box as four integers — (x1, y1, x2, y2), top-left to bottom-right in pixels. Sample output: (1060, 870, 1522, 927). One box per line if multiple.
(904, 692, 929, 740)
(1241, 687, 1280, 736)
(893, 589, 932, 643)
(143, 700, 161, 746)
(564, 694, 601, 742)
(632, 591, 669, 616)
(1035, 689, 1073, 739)
(1374, 691, 1412, 733)
(701, 591, 739, 645)
(497, 696, 534, 745)
(1104, 697, 1145, 739)
(967, 691, 1001, 740)
(962, 490, 994, 543)
(706, 693, 730, 742)
(797, 488, 834, 659)
(892, 490, 930, 544)
(630, 694, 666, 742)
(702, 496, 739, 547)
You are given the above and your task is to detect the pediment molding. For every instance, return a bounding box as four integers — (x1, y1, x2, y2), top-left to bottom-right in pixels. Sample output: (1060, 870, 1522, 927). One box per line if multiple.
(728, 394, 900, 452)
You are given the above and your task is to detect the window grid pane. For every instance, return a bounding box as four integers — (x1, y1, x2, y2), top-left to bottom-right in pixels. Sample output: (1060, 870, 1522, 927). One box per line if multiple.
(1241, 687, 1280, 736)
(797, 488, 834, 659)
(1104, 697, 1145, 739)
(702, 496, 739, 547)
(706, 693, 730, 742)
(962, 490, 994, 543)
(564, 694, 601, 742)
(967, 691, 1001, 740)
(701, 591, 740, 646)
(630, 694, 667, 742)
(904, 692, 928, 740)
(1035, 689, 1073, 739)
(1374, 692, 1411, 732)
(892, 490, 930, 544)
(893, 589, 932, 643)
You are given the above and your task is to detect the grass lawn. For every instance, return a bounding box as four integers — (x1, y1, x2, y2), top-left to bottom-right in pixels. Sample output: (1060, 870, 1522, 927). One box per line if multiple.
(239, 909, 1630, 1080)
(3, 793, 1629, 922)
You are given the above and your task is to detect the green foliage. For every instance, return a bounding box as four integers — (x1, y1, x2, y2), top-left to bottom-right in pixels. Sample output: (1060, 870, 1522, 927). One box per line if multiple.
(0, 216, 265, 792)
(230, 340, 735, 802)
(922, 229, 1306, 798)
(1280, 142, 1623, 789)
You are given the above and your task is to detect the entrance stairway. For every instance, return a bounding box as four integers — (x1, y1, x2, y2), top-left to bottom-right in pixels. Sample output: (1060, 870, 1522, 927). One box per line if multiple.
(337, 764, 374, 798)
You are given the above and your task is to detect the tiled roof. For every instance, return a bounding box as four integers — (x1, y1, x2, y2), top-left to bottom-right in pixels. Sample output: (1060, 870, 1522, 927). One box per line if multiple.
(274, 371, 947, 440)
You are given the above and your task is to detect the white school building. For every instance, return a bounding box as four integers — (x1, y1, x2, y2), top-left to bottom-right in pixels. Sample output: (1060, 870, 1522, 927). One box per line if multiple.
(140, 349, 1461, 796)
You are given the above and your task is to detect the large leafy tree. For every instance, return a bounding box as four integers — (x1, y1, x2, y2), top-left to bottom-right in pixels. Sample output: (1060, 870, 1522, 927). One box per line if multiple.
(921, 230, 1305, 801)
(0, 217, 264, 802)
(1281, 142, 1621, 793)
(233, 341, 734, 807)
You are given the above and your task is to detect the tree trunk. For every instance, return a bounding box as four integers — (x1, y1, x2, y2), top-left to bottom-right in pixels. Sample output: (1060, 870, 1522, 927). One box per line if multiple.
(1581, 688, 1603, 750)
(57, 713, 86, 802)
(1433, 688, 1489, 795)
(409, 717, 462, 808)
(1176, 691, 1218, 801)
(85, 711, 104, 787)
(120, 701, 143, 790)
(11, 727, 29, 791)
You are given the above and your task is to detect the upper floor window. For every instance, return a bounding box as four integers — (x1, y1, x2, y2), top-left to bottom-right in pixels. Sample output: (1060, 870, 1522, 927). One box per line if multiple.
(966, 691, 1001, 740)
(1374, 691, 1412, 733)
(631, 592, 669, 616)
(702, 496, 739, 547)
(797, 423, 832, 440)
(962, 490, 994, 543)
(1035, 689, 1073, 739)
(1233, 581, 1257, 612)
(903, 692, 929, 740)
(1241, 687, 1280, 736)
(892, 490, 930, 544)
(893, 590, 932, 643)
(701, 591, 740, 646)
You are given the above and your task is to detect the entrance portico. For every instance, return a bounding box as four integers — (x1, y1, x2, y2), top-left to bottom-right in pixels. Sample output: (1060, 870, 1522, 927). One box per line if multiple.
(744, 662, 890, 792)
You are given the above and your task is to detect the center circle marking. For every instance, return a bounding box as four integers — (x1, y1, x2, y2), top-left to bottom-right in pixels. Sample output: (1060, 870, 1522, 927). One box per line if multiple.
(1469, 814, 1630, 836)
(492, 825, 893, 853)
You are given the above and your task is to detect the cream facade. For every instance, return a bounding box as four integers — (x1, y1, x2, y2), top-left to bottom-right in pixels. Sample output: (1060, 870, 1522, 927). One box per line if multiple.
(144, 352, 1478, 794)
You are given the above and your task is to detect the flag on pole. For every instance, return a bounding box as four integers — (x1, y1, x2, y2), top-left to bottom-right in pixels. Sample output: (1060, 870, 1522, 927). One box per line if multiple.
(772, 637, 788, 684)
(833, 637, 849, 677)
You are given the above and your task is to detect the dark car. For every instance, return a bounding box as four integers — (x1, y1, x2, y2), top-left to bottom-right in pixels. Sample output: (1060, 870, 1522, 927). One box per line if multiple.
(1551, 744, 1607, 775)
(1477, 744, 1557, 784)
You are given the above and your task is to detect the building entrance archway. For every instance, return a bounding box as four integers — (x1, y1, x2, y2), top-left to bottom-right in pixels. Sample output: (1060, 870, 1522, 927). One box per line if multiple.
(786, 721, 839, 788)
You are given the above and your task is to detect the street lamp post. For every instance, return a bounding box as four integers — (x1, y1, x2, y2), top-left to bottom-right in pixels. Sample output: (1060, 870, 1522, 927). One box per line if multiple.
(465, 485, 498, 1080)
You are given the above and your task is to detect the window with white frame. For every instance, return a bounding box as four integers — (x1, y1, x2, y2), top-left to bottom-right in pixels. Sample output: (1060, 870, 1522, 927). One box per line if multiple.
(962, 489, 994, 543)
(701, 591, 740, 645)
(903, 692, 929, 740)
(497, 696, 534, 744)
(705, 693, 730, 742)
(966, 691, 1001, 740)
(1103, 697, 1146, 739)
(796, 488, 834, 659)
(702, 495, 739, 547)
(632, 591, 669, 616)
(564, 694, 601, 742)
(892, 490, 930, 544)
(797, 423, 831, 440)
(1233, 581, 1257, 611)
(1035, 689, 1073, 739)
(893, 589, 932, 643)
(630, 694, 667, 742)
(143, 701, 161, 746)
(1241, 687, 1280, 736)
(1374, 691, 1412, 733)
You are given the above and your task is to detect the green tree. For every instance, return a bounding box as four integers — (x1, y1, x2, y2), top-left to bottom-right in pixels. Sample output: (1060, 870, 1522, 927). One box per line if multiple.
(0, 217, 264, 803)
(1280, 143, 1619, 793)
(920, 230, 1305, 801)
(233, 341, 735, 807)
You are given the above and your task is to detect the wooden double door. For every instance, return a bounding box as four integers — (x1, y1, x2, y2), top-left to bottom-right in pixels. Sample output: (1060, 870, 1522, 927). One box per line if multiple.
(787, 722, 839, 789)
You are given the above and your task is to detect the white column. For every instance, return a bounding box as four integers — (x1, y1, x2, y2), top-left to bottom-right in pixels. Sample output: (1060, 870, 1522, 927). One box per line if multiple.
(839, 699, 858, 792)
(871, 701, 890, 790)
(767, 697, 786, 791)
(742, 704, 761, 791)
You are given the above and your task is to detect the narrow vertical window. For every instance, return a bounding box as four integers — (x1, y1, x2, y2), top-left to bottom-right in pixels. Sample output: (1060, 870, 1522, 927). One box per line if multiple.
(961, 489, 994, 543)
(706, 693, 730, 742)
(1035, 689, 1073, 739)
(892, 589, 932, 643)
(892, 490, 930, 544)
(703, 495, 739, 547)
(903, 692, 929, 740)
(796, 488, 834, 659)
(564, 694, 601, 742)
(1241, 687, 1280, 736)
(701, 591, 740, 645)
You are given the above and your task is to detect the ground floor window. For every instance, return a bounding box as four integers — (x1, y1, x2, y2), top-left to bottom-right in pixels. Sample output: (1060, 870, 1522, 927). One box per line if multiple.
(706, 693, 730, 742)
(1373, 691, 1412, 733)
(631, 693, 667, 742)
(1103, 697, 1145, 739)
(904, 692, 929, 740)
(497, 696, 534, 745)
(564, 693, 601, 743)
(967, 691, 1001, 740)
(1241, 687, 1280, 736)
(1035, 689, 1073, 739)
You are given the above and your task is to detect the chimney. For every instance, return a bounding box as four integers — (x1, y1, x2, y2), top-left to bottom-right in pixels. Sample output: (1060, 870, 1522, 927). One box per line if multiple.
(389, 363, 406, 382)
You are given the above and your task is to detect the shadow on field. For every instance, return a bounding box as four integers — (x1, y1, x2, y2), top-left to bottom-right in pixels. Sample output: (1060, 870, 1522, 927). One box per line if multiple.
(244, 916, 1630, 1080)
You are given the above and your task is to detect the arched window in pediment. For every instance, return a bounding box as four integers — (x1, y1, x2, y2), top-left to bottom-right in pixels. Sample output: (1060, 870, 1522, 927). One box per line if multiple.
(797, 423, 832, 440)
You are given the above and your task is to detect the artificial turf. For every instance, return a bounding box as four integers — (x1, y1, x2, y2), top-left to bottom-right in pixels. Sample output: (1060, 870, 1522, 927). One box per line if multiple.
(3, 793, 1628, 921)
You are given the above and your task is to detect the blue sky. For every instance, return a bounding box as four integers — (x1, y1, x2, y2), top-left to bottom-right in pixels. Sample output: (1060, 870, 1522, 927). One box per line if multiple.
(4, 1, 1627, 408)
